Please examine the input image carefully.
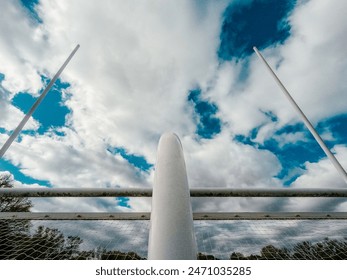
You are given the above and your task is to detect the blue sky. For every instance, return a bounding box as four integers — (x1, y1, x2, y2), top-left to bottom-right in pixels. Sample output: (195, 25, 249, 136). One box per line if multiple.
(0, 0, 347, 213)
(12, 78, 71, 135)
(20, 0, 41, 22)
(219, 0, 294, 59)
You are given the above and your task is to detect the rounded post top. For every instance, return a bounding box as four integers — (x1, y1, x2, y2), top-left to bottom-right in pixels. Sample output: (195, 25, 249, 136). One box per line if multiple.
(160, 131, 180, 140)
(159, 132, 182, 147)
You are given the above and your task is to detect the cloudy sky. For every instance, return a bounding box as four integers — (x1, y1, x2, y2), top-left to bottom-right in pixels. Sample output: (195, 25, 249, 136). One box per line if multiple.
(1, 0, 347, 215)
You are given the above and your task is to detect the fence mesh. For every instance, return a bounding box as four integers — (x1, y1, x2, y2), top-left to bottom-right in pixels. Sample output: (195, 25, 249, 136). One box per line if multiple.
(195, 220, 347, 259)
(1, 218, 346, 260)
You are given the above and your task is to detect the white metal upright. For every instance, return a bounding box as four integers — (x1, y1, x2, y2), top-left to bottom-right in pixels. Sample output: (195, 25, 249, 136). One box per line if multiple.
(253, 46, 347, 184)
(148, 132, 197, 260)
(0, 45, 80, 159)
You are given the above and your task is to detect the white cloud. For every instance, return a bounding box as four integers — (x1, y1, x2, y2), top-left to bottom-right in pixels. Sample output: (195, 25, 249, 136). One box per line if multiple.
(206, 0, 347, 137)
(0, 84, 39, 131)
(291, 145, 347, 189)
(0, 0, 45, 94)
(183, 131, 283, 213)
(183, 131, 281, 189)
(35, 0, 230, 163)
(273, 130, 307, 148)
(1, 0, 346, 218)
(1, 0, 231, 213)
(5, 132, 152, 189)
(283, 146, 347, 212)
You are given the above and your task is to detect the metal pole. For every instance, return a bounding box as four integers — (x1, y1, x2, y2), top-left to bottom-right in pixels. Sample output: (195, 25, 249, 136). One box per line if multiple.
(148, 132, 197, 260)
(2, 187, 347, 197)
(2, 211, 347, 220)
(253, 46, 347, 184)
(0, 44, 80, 159)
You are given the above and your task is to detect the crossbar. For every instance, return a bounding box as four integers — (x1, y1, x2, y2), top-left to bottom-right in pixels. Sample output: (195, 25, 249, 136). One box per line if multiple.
(1, 188, 347, 197)
(1, 212, 347, 220)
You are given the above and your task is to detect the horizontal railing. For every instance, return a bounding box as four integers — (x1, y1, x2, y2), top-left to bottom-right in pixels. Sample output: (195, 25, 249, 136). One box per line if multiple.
(2, 188, 347, 220)
(1, 212, 347, 220)
(1, 187, 347, 197)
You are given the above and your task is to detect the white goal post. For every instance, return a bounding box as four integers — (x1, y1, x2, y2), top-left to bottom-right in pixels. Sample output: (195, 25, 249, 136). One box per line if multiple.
(148, 132, 197, 260)
(2, 132, 347, 260)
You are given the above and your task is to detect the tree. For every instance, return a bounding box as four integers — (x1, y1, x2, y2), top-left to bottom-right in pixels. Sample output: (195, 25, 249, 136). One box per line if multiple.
(0, 174, 145, 260)
(0, 174, 32, 258)
(292, 241, 314, 259)
(14, 226, 84, 260)
(260, 245, 290, 260)
(230, 252, 244, 260)
(70, 247, 146, 260)
(229, 239, 347, 260)
(0, 174, 85, 260)
(197, 252, 219, 260)
(0, 174, 32, 212)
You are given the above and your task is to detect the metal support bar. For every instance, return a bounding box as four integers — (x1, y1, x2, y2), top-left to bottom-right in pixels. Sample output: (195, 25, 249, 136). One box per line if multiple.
(2, 187, 347, 197)
(1, 212, 347, 220)
(0, 45, 80, 159)
(0, 188, 152, 197)
(193, 212, 347, 220)
(0, 212, 150, 220)
(190, 188, 347, 197)
(253, 46, 347, 184)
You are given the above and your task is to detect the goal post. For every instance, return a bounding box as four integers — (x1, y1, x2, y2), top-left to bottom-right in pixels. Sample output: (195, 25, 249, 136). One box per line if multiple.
(148, 132, 197, 260)
(2, 132, 347, 260)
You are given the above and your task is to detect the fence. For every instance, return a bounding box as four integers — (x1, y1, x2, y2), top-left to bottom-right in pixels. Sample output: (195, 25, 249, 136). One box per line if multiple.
(1, 133, 347, 260)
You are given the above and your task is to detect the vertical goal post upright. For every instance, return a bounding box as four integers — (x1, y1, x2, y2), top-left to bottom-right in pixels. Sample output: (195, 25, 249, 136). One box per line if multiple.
(0, 44, 80, 159)
(148, 132, 197, 260)
(253, 46, 347, 185)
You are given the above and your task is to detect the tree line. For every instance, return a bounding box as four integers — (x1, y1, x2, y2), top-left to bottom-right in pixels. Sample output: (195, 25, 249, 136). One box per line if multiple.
(0, 174, 144, 260)
(198, 238, 347, 260)
(1, 174, 347, 260)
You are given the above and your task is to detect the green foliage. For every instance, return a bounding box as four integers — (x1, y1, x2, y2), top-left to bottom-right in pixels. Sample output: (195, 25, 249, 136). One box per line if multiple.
(1, 174, 32, 258)
(0, 174, 84, 260)
(260, 245, 290, 260)
(230, 239, 347, 260)
(78, 248, 145, 260)
(198, 252, 219, 260)
(0, 174, 32, 212)
(0, 174, 146, 260)
(20, 226, 83, 259)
